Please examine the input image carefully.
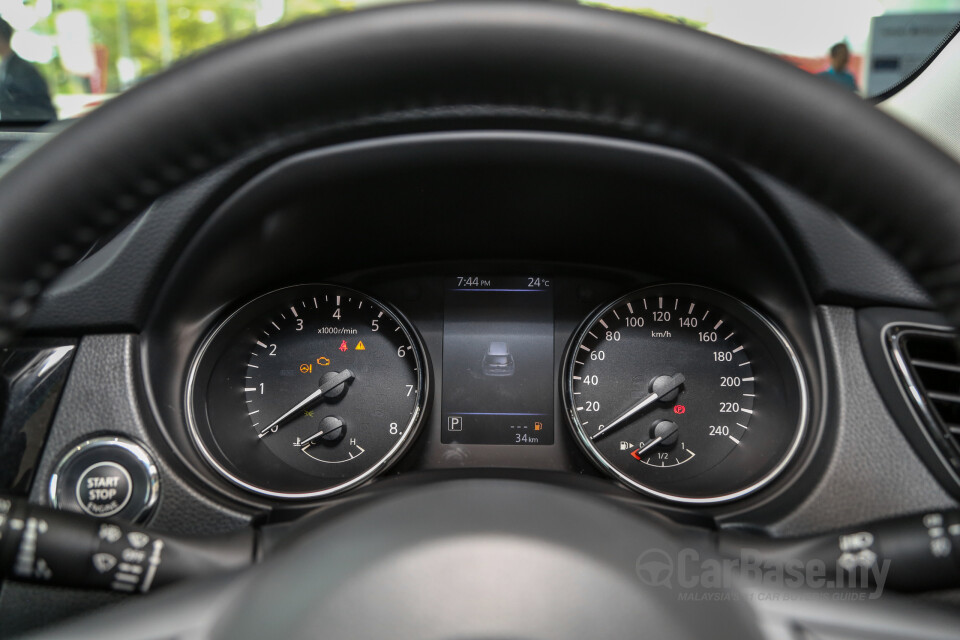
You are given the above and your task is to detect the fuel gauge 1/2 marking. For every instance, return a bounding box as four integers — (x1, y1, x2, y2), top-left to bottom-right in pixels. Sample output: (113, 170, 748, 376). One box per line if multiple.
(186, 284, 429, 500)
(563, 284, 808, 504)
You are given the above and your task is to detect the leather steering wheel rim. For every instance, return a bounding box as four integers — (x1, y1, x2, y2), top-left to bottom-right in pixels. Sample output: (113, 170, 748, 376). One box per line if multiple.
(0, 2, 959, 340)
(5, 4, 960, 638)
(0, 1, 960, 339)
(0, 1, 960, 341)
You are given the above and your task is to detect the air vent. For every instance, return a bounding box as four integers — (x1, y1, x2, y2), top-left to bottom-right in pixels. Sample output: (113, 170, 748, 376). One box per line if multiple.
(887, 326, 960, 476)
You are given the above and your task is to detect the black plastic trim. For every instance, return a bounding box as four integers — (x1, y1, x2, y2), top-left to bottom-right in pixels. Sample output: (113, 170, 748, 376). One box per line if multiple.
(0, 339, 76, 495)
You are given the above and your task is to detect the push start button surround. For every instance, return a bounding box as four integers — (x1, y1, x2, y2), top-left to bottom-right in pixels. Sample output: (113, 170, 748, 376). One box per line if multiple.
(51, 437, 159, 523)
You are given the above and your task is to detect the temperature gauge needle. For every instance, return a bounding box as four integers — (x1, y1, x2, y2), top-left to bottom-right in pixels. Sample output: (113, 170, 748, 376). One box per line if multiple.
(258, 369, 355, 439)
(590, 373, 684, 442)
(300, 416, 346, 451)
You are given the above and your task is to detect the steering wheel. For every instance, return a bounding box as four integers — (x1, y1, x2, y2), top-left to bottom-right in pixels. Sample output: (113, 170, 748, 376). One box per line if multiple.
(4, 2, 960, 638)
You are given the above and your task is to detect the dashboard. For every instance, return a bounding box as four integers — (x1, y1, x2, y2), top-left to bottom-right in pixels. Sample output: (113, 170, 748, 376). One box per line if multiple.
(1, 126, 958, 633)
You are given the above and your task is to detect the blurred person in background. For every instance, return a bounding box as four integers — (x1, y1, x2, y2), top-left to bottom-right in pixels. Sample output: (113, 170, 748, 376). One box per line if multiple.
(0, 16, 56, 122)
(818, 42, 859, 93)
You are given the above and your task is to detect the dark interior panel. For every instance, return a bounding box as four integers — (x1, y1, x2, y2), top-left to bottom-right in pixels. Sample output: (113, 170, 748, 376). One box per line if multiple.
(140, 132, 824, 518)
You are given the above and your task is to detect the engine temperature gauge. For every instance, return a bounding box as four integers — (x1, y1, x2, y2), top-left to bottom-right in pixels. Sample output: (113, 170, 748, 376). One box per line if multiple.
(563, 284, 807, 504)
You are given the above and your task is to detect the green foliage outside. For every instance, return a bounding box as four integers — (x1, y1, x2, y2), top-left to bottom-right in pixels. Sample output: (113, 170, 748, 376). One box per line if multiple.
(31, 0, 353, 97)
(580, 2, 705, 29)
(22, 0, 697, 100)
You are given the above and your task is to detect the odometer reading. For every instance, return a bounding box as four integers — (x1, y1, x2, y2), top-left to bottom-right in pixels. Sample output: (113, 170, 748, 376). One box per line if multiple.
(563, 284, 807, 503)
(186, 284, 428, 499)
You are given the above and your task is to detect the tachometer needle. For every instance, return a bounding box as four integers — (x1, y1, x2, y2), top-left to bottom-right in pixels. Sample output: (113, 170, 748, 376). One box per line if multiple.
(258, 369, 355, 439)
(589, 373, 684, 442)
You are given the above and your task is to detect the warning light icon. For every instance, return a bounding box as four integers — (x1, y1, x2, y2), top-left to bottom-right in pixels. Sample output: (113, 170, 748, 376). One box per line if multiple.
(339, 340, 348, 352)
(355, 340, 366, 351)
(534, 422, 543, 431)
(674, 405, 686, 415)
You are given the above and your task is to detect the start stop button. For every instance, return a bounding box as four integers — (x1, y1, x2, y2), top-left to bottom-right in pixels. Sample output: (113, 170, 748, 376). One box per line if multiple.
(51, 437, 159, 522)
(75, 461, 133, 516)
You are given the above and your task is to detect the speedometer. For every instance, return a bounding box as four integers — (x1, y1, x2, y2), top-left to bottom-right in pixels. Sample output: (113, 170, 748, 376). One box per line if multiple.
(185, 284, 428, 500)
(563, 284, 807, 504)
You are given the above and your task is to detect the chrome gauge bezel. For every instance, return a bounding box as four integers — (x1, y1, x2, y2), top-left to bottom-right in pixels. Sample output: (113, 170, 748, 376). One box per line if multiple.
(184, 283, 430, 500)
(562, 283, 809, 504)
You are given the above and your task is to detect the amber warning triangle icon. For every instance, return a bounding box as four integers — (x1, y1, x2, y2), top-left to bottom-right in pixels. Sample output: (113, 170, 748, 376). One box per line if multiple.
(355, 340, 366, 351)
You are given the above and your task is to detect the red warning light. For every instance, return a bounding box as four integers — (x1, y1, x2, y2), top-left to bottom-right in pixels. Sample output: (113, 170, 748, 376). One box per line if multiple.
(673, 405, 686, 415)
(339, 340, 348, 352)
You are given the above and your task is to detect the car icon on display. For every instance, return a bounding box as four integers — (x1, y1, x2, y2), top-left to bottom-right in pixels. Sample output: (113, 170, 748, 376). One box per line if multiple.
(482, 342, 515, 376)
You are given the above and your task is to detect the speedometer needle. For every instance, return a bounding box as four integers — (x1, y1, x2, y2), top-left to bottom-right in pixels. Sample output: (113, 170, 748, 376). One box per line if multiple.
(258, 369, 355, 439)
(589, 373, 684, 442)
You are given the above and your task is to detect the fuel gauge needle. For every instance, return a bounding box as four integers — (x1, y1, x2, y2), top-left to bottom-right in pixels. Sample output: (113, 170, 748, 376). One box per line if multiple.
(589, 373, 684, 442)
(633, 436, 664, 458)
(258, 369, 355, 439)
(631, 421, 680, 459)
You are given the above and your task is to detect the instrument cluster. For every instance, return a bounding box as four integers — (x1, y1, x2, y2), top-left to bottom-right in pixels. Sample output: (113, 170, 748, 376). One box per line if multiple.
(184, 271, 809, 505)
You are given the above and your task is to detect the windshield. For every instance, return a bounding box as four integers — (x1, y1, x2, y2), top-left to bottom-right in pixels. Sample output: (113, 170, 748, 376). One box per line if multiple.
(0, 0, 957, 122)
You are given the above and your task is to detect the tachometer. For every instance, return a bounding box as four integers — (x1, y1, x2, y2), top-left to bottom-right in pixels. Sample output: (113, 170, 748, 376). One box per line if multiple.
(563, 284, 807, 503)
(185, 284, 428, 499)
